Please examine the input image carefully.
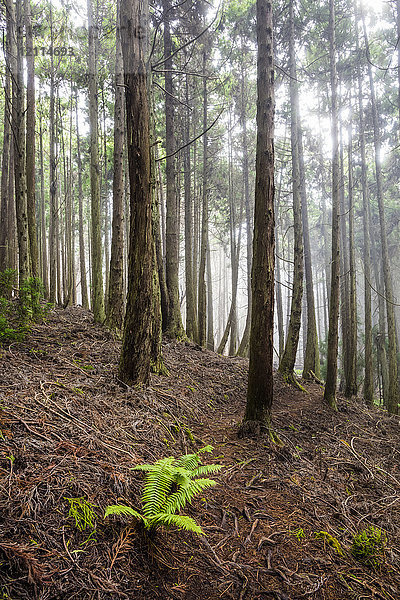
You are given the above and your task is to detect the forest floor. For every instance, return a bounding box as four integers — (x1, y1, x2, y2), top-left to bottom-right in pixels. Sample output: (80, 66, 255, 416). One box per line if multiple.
(1, 306, 400, 599)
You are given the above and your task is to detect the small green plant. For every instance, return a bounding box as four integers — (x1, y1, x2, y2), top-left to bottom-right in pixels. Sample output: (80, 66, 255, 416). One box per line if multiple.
(0, 271, 51, 343)
(351, 526, 387, 568)
(315, 531, 344, 556)
(65, 497, 97, 531)
(292, 527, 305, 542)
(105, 445, 222, 535)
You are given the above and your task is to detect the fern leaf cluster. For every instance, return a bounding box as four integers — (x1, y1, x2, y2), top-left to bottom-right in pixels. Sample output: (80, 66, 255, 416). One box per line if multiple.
(105, 446, 221, 535)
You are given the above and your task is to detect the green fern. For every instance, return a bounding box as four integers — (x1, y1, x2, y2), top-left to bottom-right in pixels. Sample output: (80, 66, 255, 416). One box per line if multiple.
(105, 446, 221, 535)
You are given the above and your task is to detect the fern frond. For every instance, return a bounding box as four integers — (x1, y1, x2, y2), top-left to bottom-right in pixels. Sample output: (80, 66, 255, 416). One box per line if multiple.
(104, 504, 146, 524)
(174, 446, 215, 472)
(147, 513, 204, 535)
(192, 464, 222, 477)
(163, 478, 217, 515)
(140, 457, 176, 518)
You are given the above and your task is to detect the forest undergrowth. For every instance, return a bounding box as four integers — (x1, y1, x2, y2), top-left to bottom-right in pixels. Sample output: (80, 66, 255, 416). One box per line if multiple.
(0, 307, 400, 599)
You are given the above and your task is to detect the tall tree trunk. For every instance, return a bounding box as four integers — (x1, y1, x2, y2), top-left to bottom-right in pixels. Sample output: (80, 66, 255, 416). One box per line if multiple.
(362, 14, 399, 414)
(184, 74, 197, 340)
(206, 233, 214, 351)
(106, 3, 125, 331)
(119, 0, 163, 385)
(49, 6, 57, 303)
(75, 93, 89, 309)
(87, 0, 105, 322)
(11, 0, 30, 283)
(279, 0, 304, 385)
(345, 110, 357, 397)
(25, 0, 38, 278)
(38, 107, 49, 297)
(237, 55, 252, 358)
(242, 0, 275, 432)
(323, 0, 340, 410)
(163, 0, 185, 338)
(0, 57, 11, 273)
(197, 48, 208, 347)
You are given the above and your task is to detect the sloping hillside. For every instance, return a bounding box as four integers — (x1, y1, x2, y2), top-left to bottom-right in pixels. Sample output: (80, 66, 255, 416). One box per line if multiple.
(0, 307, 399, 599)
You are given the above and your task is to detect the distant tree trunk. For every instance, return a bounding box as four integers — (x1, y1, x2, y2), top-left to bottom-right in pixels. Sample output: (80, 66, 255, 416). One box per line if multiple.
(38, 108, 49, 296)
(87, 0, 105, 322)
(237, 54, 252, 358)
(275, 164, 285, 359)
(198, 49, 208, 348)
(323, 0, 340, 411)
(363, 14, 399, 414)
(49, 6, 57, 303)
(119, 0, 163, 385)
(163, 0, 185, 339)
(8, 146, 17, 272)
(355, 10, 372, 405)
(345, 112, 357, 397)
(11, 0, 30, 282)
(106, 4, 125, 331)
(242, 0, 275, 432)
(75, 94, 89, 309)
(279, 0, 304, 385)
(184, 75, 197, 340)
(155, 159, 169, 326)
(339, 121, 350, 393)
(299, 127, 320, 378)
(206, 234, 214, 351)
(0, 60, 11, 273)
(25, 0, 38, 278)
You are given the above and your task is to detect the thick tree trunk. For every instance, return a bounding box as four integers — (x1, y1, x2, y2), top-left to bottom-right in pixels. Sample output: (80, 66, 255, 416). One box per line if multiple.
(243, 0, 275, 431)
(119, 0, 163, 385)
(323, 0, 340, 411)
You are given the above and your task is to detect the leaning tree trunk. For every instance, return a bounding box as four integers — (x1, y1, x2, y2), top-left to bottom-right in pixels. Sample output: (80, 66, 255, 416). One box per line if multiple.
(242, 0, 275, 433)
(323, 0, 340, 411)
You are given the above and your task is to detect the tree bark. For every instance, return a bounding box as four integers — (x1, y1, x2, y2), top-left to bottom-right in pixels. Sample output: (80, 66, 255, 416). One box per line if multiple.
(243, 0, 275, 431)
(87, 0, 105, 322)
(106, 2, 125, 331)
(119, 0, 163, 385)
(323, 0, 340, 410)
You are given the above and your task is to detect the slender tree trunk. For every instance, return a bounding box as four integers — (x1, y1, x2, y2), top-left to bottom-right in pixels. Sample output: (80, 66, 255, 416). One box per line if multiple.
(346, 110, 357, 397)
(49, 6, 57, 303)
(323, 0, 340, 410)
(279, 0, 304, 385)
(363, 14, 399, 414)
(87, 0, 105, 322)
(237, 54, 252, 358)
(75, 93, 89, 309)
(198, 49, 208, 348)
(106, 4, 125, 331)
(243, 0, 275, 432)
(11, 0, 30, 283)
(184, 74, 197, 340)
(0, 59, 11, 273)
(206, 234, 214, 351)
(163, 0, 185, 338)
(25, 0, 38, 278)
